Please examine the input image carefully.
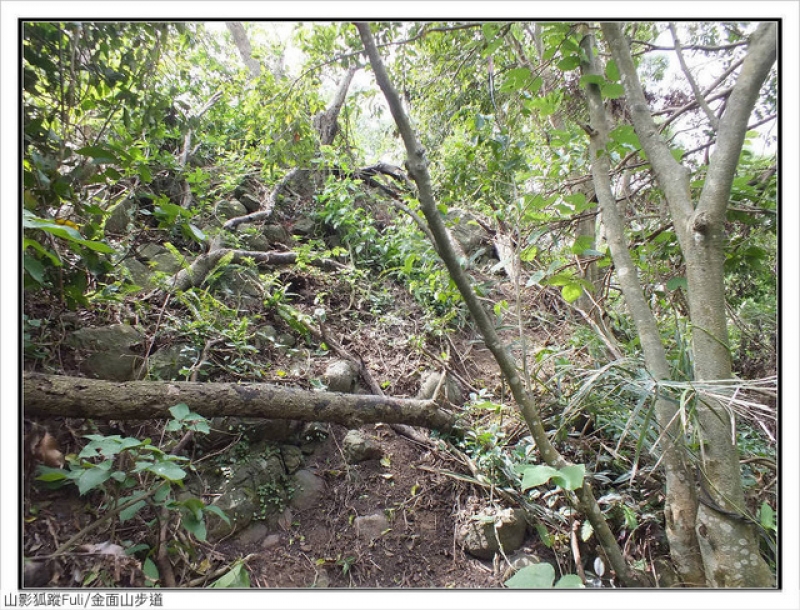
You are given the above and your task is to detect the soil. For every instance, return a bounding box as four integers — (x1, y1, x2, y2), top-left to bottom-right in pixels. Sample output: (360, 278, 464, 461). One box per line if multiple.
(220, 423, 508, 589)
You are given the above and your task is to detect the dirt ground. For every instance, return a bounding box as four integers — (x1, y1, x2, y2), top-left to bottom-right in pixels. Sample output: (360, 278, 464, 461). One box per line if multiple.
(221, 423, 508, 588)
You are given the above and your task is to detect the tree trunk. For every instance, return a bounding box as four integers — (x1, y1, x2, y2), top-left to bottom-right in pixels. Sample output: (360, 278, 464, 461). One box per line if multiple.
(23, 372, 456, 431)
(580, 31, 706, 585)
(225, 22, 261, 80)
(602, 22, 776, 587)
(356, 22, 647, 588)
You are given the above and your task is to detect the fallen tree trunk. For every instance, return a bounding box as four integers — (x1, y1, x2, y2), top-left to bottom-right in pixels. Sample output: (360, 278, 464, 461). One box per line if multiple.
(23, 373, 456, 431)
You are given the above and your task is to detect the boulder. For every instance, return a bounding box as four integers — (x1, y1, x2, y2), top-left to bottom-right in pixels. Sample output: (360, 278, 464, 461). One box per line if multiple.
(262, 224, 292, 244)
(342, 429, 383, 464)
(147, 343, 198, 380)
(215, 199, 248, 221)
(67, 324, 144, 381)
(324, 359, 358, 393)
(280, 445, 305, 474)
(237, 193, 262, 213)
(458, 507, 527, 560)
(104, 197, 137, 234)
(290, 469, 326, 511)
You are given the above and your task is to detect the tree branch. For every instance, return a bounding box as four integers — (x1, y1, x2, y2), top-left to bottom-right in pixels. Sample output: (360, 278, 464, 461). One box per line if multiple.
(23, 373, 456, 431)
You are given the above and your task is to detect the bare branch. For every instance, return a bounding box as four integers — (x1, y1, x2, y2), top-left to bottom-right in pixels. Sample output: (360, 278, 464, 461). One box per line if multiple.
(669, 23, 720, 130)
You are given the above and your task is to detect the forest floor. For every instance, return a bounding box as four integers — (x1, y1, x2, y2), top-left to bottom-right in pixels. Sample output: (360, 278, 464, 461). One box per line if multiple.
(23, 260, 578, 589)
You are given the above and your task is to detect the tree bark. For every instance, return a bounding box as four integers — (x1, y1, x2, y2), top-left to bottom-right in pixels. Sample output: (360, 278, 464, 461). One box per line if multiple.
(356, 22, 647, 588)
(580, 30, 706, 586)
(226, 22, 261, 80)
(602, 22, 776, 587)
(23, 372, 456, 431)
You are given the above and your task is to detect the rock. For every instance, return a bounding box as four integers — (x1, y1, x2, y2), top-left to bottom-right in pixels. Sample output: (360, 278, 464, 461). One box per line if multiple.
(147, 343, 198, 380)
(342, 429, 383, 464)
(263, 224, 292, 244)
(446, 208, 490, 256)
(104, 197, 137, 234)
(261, 534, 281, 550)
(354, 512, 390, 541)
(416, 371, 465, 406)
(255, 325, 278, 347)
(80, 353, 140, 382)
(653, 557, 680, 587)
(235, 522, 269, 546)
(206, 487, 256, 541)
(23, 559, 52, 587)
(122, 244, 187, 290)
(122, 258, 152, 290)
(136, 243, 185, 276)
(324, 359, 358, 393)
(291, 217, 316, 236)
(237, 224, 271, 251)
(225, 418, 304, 445)
(202, 442, 291, 541)
(290, 469, 326, 511)
(215, 199, 248, 221)
(311, 570, 330, 588)
(216, 266, 263, 299)
(237, 193, 262, 213)
(281, 445, 304, 474)
(458, 507, 528, 560)
(68, 323, 144, 352)
(67, 324, 144, 381)
(276, 332, 297, 349)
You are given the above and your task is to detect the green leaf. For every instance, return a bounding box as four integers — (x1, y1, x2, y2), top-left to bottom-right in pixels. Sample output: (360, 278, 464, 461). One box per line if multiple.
(24, 254, 46, 284)
(557, 55, 581, 71)
(75, 145, 119, 164)
(580, 519, 594, 542)
(579, 74, 605, 88)
(182, 223, 207, 244)
(203, 504, 231, 525)
(561, 283, 583, 303)
(666, 276, 688, 291)
(519, 245, 538, 262)
(23, 210, 115, 254)
(499, 67, 535, 93)
(147, 460, 187, 482)
(571, 235, 594, 255)
(609, 125, 641, 151)
(555, 574, 585, 588)
(552, 464, 585, 490)
(35, 466, 69, 482)
(601, 83, 625, 99)
(76, 465, 113, 495)
(209, 562, 251, 588)
(143, 558, 160, 586)
(505, 563, 555, 588)
(518, 463, 584, 491)
(23, 238, 62, 266)
(119, 500, 147, 523)
(169, 403, 191, 421)
(759, 502, 775, 531)
(80, 435, 143, 458)
(518, 465, 560, 490)
(181, 511, 207, 541)
(605, 60, 620, 82)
